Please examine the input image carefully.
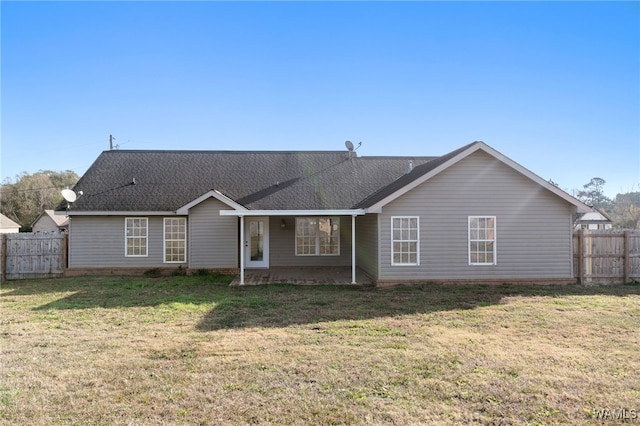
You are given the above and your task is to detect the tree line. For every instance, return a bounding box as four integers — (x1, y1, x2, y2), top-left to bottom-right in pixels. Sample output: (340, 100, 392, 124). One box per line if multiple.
(575, 177, 640, 229)
(1, 170, 79, 230)
(1, 171, 639, 230)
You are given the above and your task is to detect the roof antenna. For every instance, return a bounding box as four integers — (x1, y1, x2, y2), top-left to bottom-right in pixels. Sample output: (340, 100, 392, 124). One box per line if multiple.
(110, 134, 120, 150)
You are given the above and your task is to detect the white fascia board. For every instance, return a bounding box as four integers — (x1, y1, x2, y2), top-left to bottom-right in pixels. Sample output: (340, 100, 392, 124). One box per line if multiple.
(220, 209, 366, 217)
(176, 189, 247, 214)
(65, 211, 177, 216)
(365, 141, 592, 214)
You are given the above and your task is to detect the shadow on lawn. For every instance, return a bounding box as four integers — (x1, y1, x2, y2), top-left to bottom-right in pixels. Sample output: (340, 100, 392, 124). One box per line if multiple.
(2, 275, 234, 309)
(195, 281, 640, 330)
(3, 275, 639, 331)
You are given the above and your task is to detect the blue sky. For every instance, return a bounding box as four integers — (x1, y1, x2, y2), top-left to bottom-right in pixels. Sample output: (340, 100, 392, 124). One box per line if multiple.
(2, 1, 638, 198)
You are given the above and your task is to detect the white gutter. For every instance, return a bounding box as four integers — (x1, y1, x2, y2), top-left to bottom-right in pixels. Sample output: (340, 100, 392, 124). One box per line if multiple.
(220, 209, 366, 217)
(62, 211, 176, 216)
(351, 214, 357, 284)
(239, 216, 245, 285)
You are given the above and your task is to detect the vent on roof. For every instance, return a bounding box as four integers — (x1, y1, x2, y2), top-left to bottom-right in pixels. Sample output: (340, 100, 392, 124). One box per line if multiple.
(407, 160, 413, 174)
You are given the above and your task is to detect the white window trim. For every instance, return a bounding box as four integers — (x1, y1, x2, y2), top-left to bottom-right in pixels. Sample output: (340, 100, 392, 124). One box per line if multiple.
(391, 216, 420, 266)
(125, 217, 148, 257)
(468, 216, 497, 266)
(163, 217, 187, 263)
(295, 217, 340, 257)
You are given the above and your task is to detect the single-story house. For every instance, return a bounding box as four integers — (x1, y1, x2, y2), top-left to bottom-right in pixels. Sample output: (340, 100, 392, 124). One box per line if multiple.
(58, 141, 591, 285)
(574, 210, 613, 230)
(32, 209, 69, 233)
(0, 213, 21, 234)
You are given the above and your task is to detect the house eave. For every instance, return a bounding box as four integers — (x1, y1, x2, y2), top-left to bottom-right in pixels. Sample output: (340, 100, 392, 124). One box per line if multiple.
(62, 211, 178, 216)
(220, 209, 366, 217)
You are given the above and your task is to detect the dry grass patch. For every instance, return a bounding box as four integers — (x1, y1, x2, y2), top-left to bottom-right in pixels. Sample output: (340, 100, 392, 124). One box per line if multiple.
(1, 276, 639, 425)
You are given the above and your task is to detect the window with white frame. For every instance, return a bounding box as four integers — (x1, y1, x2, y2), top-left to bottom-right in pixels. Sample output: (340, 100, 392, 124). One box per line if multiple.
(164, 217, 186, 263)
(295, 217, 340, 256)
(391, 216, 419, 265)
(468, 216, 496, 265)
(125, 217, 148, 257)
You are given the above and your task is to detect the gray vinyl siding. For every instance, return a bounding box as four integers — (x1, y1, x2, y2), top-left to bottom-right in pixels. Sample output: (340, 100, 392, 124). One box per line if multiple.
(378, 150, 575, 281)
(188, 198, 238, 269)
(69, 216, 171, 268)
(355, 214, 379, 279)
(269, 216, 352, 267)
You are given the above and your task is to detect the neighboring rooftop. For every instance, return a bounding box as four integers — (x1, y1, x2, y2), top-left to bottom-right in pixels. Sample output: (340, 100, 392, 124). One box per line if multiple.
(0, 213, 21, 231)
(32, 210, 69, 228)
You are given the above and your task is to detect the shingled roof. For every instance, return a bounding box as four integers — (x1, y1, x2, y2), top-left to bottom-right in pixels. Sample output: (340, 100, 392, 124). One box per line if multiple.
(60, 141, 592, 214)
(64, 149, 437, 212)
(353, 142, 477, 208)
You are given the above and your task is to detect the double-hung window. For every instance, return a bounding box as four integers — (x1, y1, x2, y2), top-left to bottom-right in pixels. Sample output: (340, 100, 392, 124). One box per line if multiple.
(391, 216, 419, 265)
(164, 217, 186, 263)
(469, 216, 496, 265)
(295, 217, 340, 256)
(126, 217, 148, 257)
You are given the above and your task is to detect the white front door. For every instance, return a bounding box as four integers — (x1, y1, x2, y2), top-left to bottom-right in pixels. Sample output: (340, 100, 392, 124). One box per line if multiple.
(245, 217, 269, 268)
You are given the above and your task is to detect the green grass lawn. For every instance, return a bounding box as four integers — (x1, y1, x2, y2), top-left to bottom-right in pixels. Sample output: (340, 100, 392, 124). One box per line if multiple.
(1, 275, 639, 425)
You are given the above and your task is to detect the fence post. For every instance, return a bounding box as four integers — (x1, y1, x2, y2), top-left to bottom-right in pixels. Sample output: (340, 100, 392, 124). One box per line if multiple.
(1, 234, 7, 283)
(62, 233, 68, 274)
(577, 230, 585, 284)
(624, 230, 630, 283)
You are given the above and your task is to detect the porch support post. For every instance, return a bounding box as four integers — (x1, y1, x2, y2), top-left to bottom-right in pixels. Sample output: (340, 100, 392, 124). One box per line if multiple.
(351, 214, 357, 284)
(239, 215, 245, 285)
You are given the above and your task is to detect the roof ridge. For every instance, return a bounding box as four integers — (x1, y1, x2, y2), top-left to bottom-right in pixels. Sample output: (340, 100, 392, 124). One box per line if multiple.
(103, 150, 350, 154)
(359, 155, 437, 159)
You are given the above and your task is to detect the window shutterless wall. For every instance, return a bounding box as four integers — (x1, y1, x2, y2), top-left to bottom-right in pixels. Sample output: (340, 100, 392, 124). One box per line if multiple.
(377, 150, 574, 281)
(268, 216, 352, 267)
(69, 216, 168, 268)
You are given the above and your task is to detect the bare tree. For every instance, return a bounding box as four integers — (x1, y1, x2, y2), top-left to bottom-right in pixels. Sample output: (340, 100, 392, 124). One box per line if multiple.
(577, 177, 612, 211)
(0, 170, 79, 227)
(610, 192, 640, 229)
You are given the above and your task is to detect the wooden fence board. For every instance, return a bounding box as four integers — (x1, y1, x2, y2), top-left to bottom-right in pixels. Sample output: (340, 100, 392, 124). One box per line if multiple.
(2, 230, 638, 283)
(2, 232, 66, 280)
(573, 229, 640, 284)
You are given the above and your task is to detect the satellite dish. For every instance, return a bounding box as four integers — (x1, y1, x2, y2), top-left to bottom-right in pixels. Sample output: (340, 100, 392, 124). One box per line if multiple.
(345, 140, 354, 151)
(61, 189, 77, 203)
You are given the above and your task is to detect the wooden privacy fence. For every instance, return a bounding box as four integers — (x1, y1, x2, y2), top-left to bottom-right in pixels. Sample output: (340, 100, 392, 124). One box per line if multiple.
(1, 230, 638, 283)
(573, 229, 640, 284)
(1, 232, 67, 280)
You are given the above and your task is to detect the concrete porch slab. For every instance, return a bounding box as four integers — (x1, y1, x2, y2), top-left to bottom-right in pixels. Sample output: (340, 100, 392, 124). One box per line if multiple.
(230, 267, 373, 286)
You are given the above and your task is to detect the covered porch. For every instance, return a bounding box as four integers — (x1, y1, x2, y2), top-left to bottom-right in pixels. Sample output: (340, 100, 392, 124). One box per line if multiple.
(220, 208, 366, 285)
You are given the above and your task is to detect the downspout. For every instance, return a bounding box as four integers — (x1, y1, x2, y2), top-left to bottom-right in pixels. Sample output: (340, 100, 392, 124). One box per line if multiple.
(352, 214, 357, 284)
(239, 215, 245, 285)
